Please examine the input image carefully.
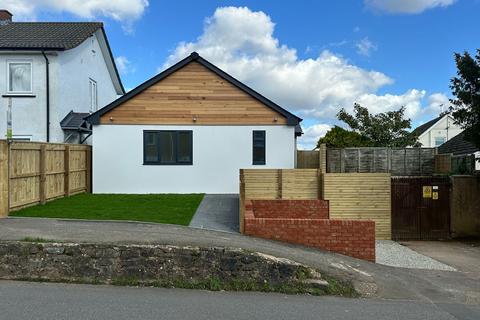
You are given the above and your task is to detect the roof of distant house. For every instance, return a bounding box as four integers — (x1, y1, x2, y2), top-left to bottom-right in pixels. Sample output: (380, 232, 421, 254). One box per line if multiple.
(0, 22, 104, 50)
(412, 115, 444, 137)
(0, 20, 125, 94)
(438, 131, 479, 155)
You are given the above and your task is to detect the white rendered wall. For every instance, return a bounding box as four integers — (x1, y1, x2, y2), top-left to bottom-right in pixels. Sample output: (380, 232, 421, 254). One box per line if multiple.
(51, 31, 118, 143)
(418, 116, 463, 148)
(0, 31, 119, 143)
(93, 125, 296, 194)
(0, 53, 47, 141)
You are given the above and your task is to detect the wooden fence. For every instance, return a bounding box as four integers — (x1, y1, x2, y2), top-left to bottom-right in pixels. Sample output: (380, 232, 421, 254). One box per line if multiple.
(450, 175, 480, 238)
(0, 140, 91, 217)
(322, 173, 391, 240)
(326, 147, 436, 175)
(239, 169, 391, 239)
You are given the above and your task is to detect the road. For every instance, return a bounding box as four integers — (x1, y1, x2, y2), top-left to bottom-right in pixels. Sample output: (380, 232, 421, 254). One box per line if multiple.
(0, 281, 479, 320)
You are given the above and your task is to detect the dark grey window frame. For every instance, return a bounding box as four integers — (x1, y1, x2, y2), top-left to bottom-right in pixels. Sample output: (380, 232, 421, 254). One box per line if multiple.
(143, 130, 193, 165)
(252, 130, 266, 165)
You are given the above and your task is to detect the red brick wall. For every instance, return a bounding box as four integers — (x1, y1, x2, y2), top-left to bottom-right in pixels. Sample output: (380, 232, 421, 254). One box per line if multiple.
(244, 200, 375, 262)
(246, 200, 329, 219)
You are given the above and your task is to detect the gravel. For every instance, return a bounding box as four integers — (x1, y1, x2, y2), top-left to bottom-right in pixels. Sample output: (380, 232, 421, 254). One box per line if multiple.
(376, 240, 456, 271)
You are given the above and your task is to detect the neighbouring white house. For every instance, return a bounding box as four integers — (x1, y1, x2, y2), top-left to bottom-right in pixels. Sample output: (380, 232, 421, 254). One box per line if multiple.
(413, 114, 462, 148)
(86, 52, 302, 193)
(0, 10, 124, 143)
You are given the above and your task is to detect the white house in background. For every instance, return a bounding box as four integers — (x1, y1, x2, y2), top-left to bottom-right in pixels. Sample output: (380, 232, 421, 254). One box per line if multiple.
(0, 10, 124, 143)
(86, 52, 303, 193)
(413, 114, 462, 148)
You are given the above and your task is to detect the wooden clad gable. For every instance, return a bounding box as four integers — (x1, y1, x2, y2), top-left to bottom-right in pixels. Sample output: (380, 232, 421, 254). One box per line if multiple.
(100, 61, 288, 125)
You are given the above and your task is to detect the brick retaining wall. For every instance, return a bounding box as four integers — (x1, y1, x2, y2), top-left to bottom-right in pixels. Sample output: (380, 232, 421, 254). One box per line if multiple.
(246, 200, 329, 219)
(244, 200, 375, 262)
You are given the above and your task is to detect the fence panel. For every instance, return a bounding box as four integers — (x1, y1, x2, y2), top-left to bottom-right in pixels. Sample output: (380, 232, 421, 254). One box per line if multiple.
(323, 173, 391, 239)
(327, 147, 436, 175)
(296, 150, 319, 169)
(0, 140, 91, 216)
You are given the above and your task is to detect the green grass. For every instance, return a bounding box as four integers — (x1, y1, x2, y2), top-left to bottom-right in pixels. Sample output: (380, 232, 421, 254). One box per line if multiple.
(11, 193, 204, 225)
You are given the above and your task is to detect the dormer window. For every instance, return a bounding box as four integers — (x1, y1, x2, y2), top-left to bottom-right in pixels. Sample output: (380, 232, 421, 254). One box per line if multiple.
(7, 60, 32, 94)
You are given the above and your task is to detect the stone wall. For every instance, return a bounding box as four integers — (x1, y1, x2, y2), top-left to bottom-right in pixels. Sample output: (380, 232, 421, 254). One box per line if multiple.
(0, 241, 312, 286)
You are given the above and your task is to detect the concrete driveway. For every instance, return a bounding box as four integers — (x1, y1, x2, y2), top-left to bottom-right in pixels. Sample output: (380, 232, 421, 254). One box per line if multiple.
(401, 240, 480, 281)
(189, 194, 239, 233)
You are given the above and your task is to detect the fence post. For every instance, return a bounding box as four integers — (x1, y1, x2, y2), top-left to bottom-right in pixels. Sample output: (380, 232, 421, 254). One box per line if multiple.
(39, 144, 47, 204)
(239, 169, 245, 234)
(319, 143, 327, 173)
(64, 145, 70, 197)
(278, 169, 283, 199)
(86, 147, 92, 193)
(0, 141, 9, 217)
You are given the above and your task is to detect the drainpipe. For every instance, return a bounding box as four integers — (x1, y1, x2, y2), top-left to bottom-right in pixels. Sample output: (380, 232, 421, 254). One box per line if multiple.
(41, 51, 50, 142)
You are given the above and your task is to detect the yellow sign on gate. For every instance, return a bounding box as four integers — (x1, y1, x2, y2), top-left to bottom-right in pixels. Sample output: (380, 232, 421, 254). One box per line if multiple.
(422, 186, 432, 198)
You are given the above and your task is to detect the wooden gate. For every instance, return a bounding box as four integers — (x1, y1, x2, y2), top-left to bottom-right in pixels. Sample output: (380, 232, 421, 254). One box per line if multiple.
(391, 176, 450, 240)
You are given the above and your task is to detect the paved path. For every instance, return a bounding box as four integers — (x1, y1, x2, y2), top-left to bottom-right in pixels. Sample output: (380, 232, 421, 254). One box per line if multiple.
(1, 281, 479, 320)
(1, 217, 480, 306)
(189, 194, 239, 233)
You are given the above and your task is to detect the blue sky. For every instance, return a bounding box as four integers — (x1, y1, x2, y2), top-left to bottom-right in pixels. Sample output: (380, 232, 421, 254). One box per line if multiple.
(4, 0, 479, 148)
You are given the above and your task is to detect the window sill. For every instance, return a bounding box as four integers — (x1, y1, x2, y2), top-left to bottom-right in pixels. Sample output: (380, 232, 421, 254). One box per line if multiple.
(2, 94, 36, 98)
(143, 162, 193, 166)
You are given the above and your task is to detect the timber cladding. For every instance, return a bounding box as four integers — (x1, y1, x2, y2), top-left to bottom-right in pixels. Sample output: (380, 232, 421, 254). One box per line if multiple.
(100, 61, 287, 125)
(322, 173, 391, 240)
(0, 140, 91, 216)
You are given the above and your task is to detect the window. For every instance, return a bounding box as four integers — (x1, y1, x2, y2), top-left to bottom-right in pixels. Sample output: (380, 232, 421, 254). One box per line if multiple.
(435, 136, 446, 146)
(252, 130, 266, 165)
(89, 79, 98, 111)
(7, 61, 32, 94)
(143, 131, 193, 165)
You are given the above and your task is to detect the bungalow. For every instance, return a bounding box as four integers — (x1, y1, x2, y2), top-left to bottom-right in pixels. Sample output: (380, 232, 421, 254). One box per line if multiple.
(413, 114, 462, 147)
(86, 52, 302, 193)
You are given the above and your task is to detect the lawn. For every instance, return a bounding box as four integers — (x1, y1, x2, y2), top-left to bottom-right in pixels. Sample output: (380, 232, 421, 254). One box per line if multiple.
(11, 193, 205, 225)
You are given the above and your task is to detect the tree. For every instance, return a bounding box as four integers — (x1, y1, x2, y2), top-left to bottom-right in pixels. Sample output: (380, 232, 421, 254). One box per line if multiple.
(336, 103, 419, 147)
(317, 126, 372, 148)
(449, 49, 480, 149)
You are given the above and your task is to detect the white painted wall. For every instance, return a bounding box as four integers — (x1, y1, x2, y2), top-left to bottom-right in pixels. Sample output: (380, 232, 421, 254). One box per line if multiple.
(0, 53, 46, 141)
(93, 125, 296, 194)
(418, 115, 463, 148)
(0, 31, 119, 143)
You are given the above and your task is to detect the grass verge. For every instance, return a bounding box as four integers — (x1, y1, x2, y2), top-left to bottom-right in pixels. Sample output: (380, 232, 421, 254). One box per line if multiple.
(11, 193, 204, 225)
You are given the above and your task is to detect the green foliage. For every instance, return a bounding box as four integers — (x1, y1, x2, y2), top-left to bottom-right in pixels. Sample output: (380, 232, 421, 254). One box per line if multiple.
(11, 193, 204, 225)
(337, 103, 418, 147)
(316, 103, 418, 148)
(449, 49, 480, 149)
(317, 126, 372, 148)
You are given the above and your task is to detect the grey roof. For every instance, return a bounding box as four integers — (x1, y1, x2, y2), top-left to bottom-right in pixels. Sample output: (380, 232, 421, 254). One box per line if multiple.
(60, 111, 91, 131)
(0, 22, 103, 50)
(412, 115, 443, 137)
(438, 131, 479, 155)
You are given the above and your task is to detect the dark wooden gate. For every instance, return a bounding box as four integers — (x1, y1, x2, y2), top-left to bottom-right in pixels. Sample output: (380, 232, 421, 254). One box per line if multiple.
(391, 176, 450, 240)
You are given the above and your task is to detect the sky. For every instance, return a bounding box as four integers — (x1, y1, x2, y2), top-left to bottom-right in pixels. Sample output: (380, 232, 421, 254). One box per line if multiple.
(2, 0, 478, 149)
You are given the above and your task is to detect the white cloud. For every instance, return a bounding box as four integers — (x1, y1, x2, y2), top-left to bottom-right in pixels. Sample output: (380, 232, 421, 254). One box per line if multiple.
(356, 37, 377, 57)
(297, 124, 331, 150)
(365, 0, 456, 14)
(163, 6, 448, 149)
(0, 0, 149, 32)
(115, 56, 134, 75)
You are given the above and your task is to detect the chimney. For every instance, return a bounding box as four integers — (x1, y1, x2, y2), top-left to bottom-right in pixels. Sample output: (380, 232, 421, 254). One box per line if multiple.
(0, 10, 12, 24)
